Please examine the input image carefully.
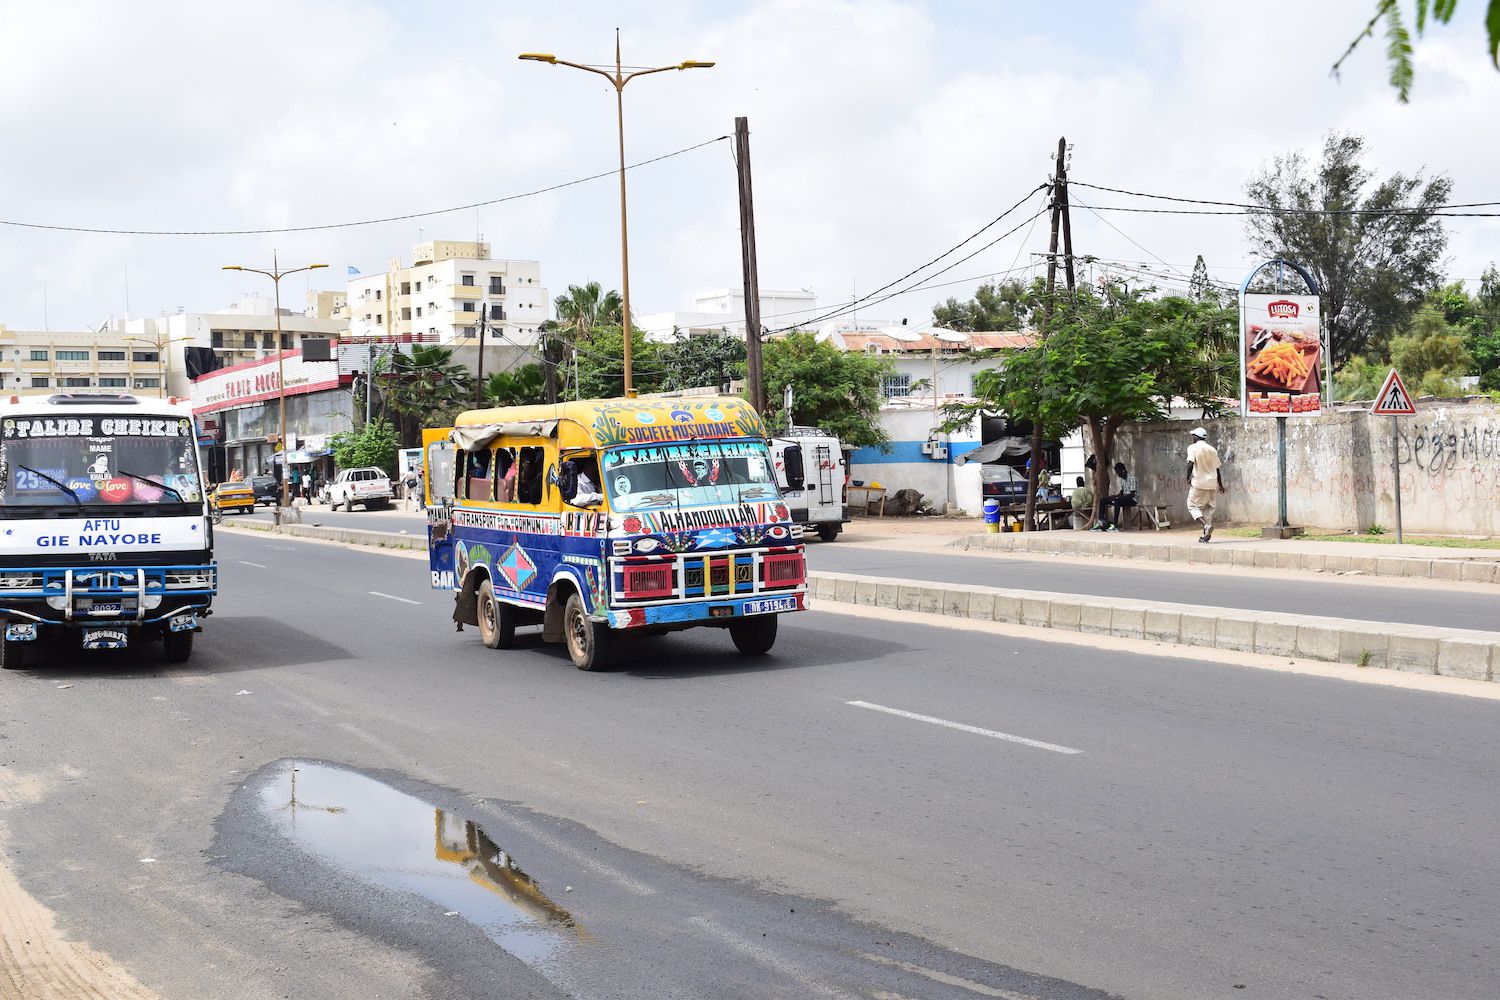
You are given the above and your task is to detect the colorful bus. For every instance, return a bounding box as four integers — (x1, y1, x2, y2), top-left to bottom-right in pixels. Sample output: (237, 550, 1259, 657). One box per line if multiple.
(0, 393, 216, 667)
(424, 396, 808, 669)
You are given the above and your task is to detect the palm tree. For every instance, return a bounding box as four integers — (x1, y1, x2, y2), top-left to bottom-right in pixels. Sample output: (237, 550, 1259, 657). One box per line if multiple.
(381, 345, 473, 446)
(553, 282, 624, 342)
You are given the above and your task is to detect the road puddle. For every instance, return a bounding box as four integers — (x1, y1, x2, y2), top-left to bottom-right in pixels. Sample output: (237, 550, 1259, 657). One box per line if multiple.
(257, 761, 580, 963)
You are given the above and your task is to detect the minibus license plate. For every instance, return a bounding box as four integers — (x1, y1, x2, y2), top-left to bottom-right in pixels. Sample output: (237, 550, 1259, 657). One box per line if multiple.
(742, 597, 797, 615)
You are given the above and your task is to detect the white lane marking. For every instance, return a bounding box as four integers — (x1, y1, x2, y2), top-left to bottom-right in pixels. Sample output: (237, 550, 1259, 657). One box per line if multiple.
(846, 700, 1084, 755)
(238, 560, 267, 568)
(861, 953, 1035, 999)
(369, 591, 422, 605)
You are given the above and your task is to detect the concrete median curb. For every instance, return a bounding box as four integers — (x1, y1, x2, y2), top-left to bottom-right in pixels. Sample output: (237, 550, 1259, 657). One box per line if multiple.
(224, 519, 1499, 682)
(955, 532, 1500, 585)
(808, 570, 1500, 682)
(219, 518, 427, 551)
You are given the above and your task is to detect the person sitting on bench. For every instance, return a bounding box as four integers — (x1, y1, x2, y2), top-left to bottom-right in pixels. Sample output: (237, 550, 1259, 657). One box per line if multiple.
(1098, 461, 1137, 531)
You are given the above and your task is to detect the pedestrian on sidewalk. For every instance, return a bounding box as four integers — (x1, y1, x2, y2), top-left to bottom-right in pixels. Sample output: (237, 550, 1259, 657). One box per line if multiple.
(1099, 462, 1137, 531)
(1070, 476, 1095, 529)
(403, 467, 420, 511)
(1185, 427, 1226, 542)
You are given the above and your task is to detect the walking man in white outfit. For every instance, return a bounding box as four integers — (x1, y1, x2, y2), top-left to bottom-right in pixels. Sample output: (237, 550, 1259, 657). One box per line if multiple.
(1185, 427, 1226, 542)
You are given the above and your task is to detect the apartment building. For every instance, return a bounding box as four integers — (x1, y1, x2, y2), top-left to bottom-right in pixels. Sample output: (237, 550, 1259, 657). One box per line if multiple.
(637, 287, 819, 341)
(108, 296, 348, 396)
(346, 240, 548, 346)
(0, 325, 173, 396)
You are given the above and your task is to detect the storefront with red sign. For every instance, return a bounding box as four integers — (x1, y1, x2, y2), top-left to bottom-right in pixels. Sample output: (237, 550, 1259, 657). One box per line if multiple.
(190, 350, 354, 487)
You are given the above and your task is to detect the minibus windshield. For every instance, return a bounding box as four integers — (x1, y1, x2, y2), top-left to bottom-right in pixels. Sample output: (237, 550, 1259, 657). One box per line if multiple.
(1, 414, 203, 511)
(602, 440, 779, 512)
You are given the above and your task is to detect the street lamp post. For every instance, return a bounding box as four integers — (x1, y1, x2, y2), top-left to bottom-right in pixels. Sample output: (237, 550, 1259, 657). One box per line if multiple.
(124, 334, 191, 398)
(222, 253, 328, 526)
(521, 33, 713, 396)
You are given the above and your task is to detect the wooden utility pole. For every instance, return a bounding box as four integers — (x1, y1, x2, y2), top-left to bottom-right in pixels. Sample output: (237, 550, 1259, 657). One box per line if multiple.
(542, 329, 559, 404)
(735, 117, 766, 412)
(1024, 136, 1068, 530)
(474, 304, 488, 409)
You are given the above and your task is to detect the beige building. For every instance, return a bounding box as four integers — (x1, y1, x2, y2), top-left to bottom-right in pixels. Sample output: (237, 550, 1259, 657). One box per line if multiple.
(346, 240, 549, 346)
(0, 325, 174, 397)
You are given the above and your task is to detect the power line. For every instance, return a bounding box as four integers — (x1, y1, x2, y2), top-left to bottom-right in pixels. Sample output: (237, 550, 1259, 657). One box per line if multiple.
(1070, 196, 1199, 288)
(1071, 179, 1500, 215)
(0, 136, 730, 236)
(768, 183, 1050, 334)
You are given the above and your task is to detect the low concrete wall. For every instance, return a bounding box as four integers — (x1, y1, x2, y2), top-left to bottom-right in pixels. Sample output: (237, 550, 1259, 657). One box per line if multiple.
(1114, 398, 1500, 535)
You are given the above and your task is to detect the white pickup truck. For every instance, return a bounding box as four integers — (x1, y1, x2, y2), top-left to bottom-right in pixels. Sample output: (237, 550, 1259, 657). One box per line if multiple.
(327, 467, 393, 511)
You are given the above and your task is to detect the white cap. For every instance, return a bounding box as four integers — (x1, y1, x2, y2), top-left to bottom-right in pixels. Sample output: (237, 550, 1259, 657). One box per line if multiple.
(1190, 427, 1208, 438)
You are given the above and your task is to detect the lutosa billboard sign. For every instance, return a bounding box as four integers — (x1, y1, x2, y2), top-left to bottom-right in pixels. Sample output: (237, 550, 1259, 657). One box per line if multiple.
(1241, 293, 1322, 416)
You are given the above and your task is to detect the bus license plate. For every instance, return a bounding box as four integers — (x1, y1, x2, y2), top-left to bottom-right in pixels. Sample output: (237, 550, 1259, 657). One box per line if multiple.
(89, 602, 123, 614)
(742, 597, 797, 616)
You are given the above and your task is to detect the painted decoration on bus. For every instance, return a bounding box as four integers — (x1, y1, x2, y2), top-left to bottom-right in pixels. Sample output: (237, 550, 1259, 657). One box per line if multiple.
(589, 399, 766, 447)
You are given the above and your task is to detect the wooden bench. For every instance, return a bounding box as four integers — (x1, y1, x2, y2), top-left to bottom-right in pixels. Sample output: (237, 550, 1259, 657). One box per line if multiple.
(1128, 503, 1171, 531)
(848, 485, 887, 517)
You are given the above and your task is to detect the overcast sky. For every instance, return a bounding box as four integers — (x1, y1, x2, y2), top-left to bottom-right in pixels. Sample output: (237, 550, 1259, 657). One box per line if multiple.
(2, 0, 1497, 334)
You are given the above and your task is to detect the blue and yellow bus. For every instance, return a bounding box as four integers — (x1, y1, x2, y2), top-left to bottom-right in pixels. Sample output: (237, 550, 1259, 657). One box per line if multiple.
(424, 396, 808, 669)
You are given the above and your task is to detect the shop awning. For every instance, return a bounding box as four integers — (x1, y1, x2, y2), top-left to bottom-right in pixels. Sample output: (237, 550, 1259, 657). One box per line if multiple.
(954, 437, 1033, 465)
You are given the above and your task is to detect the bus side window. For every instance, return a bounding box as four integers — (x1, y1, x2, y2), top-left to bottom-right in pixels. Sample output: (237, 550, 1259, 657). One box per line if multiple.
(465, 448, 492, 502)
(495, 448, 516, 502)
(516, 446, 544, 505)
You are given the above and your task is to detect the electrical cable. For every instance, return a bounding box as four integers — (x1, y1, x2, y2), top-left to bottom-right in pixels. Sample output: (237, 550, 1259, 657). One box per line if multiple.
(1071, 179, 1500, 214)
(767, 182, 1050, 333)
(0, 135, 729, 236)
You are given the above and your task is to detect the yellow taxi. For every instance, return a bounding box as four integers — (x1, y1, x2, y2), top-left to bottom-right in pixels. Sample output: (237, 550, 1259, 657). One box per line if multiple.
(211, 481, 257, 515)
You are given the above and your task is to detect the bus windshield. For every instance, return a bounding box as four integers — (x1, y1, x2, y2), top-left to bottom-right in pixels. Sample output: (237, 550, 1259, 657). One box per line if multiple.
(0, 414, 203, 511)
(601, 440, 780, 512)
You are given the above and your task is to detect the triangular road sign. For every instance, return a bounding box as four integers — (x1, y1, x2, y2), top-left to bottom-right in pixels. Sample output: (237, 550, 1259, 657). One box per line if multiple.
(1371, 368, 1416, 415)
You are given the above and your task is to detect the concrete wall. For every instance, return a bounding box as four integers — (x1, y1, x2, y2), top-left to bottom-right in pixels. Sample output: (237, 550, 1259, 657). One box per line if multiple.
(1114, 398, 1500, 535)
(849, 407, 982, 515)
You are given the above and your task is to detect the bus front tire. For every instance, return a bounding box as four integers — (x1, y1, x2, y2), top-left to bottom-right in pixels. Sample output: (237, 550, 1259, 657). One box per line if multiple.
(563, 592, 610, 671)
(162, 630, 193, 663)
(730, 615, 778, 656)
(477, 580, 515, 650)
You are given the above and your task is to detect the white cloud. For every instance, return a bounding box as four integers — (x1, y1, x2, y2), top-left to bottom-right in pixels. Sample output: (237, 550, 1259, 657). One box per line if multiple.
(0, 0, 1495, 334)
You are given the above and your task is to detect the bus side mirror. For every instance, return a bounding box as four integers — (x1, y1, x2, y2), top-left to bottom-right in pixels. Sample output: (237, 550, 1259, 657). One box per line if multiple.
(782, 445, 805, 492)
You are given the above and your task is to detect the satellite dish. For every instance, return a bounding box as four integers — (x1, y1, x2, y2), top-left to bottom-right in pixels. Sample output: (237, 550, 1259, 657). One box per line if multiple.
(883, 326, 923, 343)
(931, 328, 968, 344)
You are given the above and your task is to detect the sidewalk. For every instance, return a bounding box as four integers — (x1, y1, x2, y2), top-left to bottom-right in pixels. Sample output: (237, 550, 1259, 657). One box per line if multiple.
(837, 513, 1500, 584)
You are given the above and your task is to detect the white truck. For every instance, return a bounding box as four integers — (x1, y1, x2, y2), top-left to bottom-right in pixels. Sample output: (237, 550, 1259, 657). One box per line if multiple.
(770, 429, 848, 542)
(0, 393, 217, 667)
(327, 467, 393, 511)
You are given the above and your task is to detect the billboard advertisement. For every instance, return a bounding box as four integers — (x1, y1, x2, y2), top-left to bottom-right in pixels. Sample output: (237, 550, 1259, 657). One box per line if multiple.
(1241, 294, 1322, 416)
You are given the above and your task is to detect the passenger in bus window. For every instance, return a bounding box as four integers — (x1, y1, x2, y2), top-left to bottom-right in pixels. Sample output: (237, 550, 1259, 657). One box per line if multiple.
(496, 448, 517, 502)
(466, 449, 492, 502)
(517, 447, 544, 504)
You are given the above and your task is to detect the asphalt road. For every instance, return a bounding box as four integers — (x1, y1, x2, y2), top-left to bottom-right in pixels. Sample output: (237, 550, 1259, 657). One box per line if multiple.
(2, 532, 1498, 998)
(807, 544, 1500, 632)
(234, 506, 1500, 632)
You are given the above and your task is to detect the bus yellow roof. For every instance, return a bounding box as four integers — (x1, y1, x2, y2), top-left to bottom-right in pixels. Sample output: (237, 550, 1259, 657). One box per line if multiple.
(450, 395, 768, 449)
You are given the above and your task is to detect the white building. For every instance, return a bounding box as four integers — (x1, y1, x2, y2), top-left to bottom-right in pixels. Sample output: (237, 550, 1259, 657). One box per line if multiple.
(345, 240, 548, 347)
(637, 288, 819, 341)
(815, 323, 1032, 402)
(0, 325, 173, 396)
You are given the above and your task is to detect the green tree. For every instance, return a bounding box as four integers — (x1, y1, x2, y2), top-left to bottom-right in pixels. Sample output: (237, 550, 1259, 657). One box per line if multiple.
(571, 326, 662, 400)
(1389, 304, 1474, 395)
(329, 418, 400, 479)
(1466, 264, 1500, 391)
(1244, 133, 1451, 368)
(762, 332, 892, 447)
(381, 345, 472, 446)
(1333, 1, 1500, 101)
(484, 364, 545, 407)
(932, 278, 1038, 332)
(1188, 255, 1217, 303)
(657, 330, 747, 392)
(553, 282, 624, 342)
(945, 284, 1230, 520)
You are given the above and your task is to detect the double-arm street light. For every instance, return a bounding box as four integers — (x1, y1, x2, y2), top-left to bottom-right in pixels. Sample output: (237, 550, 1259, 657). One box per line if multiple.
(222, 252, 327, 525)
(521, 33, 713, 397)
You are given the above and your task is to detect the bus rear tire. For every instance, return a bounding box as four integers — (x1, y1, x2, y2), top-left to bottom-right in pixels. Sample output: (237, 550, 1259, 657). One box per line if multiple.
(563, 591, 610, 671)
(162, 630, 193, 663)
(477, 579, 515, 649)
(730, 614, 778, 655)
(1, 638, 25, 670)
